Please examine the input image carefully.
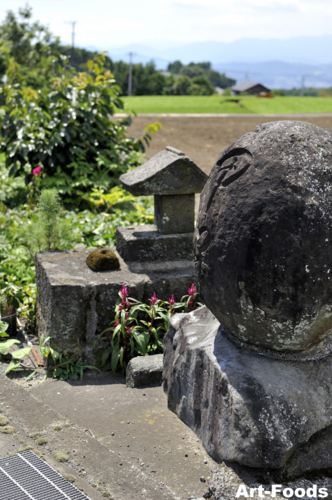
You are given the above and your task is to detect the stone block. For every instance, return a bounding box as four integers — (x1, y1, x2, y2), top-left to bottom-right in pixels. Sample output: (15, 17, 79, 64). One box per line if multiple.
(120, 146, 207, 196)
(163, 305, 332, 472)
(35, 248, 197, 362)
(154, 194, 195, 234)
(126, 354, 163, 388)
(116, 225, 194, 262)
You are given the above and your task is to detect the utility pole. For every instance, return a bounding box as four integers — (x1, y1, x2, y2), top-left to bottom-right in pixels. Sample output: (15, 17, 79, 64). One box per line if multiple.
(301, 75, 305, 97)
(127, 52, 136, 96)
(65, 21, 77, 62)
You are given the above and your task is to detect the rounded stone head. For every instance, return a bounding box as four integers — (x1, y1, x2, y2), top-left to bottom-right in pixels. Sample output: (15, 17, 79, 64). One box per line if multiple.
(194, 121, 332, 352)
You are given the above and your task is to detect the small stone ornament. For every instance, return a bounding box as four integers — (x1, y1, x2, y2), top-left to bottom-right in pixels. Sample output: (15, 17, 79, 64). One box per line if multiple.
(86, 248, 120, 272)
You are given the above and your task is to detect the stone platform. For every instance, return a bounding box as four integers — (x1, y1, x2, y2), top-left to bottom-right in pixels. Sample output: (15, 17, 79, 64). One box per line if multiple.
(35, 248, 196, 362)
(116, 225, 194, 262)
(163, 306, 332, 475)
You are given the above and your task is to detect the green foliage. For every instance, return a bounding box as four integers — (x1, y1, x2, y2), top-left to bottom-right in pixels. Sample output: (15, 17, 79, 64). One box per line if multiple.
(191, 76, 215, 96)
(0, 52, 156, 208)
(4, 334, 99, 381)
(39, 336, 99, 381)
(167, 60, 183, 74)
(0, 167, 153, 324)
(164, 75, 192, 95)
(0, 5, 58, 88)
(167, 60, 236, 90)
(112, 60, 167, 96)
(97, 284, 202, 374)
(222, 88, 232, 96)
(0, 320, 20, 365)
(18, 189, 79, 258)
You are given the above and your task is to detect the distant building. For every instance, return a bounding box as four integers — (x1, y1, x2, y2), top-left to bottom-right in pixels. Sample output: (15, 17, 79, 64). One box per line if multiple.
(231, 81, 271, 95)
(214, 86, 224, 95)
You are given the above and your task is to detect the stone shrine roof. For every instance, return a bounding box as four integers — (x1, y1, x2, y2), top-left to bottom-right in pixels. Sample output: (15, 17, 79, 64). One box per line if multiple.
(120, 146, 208, 196)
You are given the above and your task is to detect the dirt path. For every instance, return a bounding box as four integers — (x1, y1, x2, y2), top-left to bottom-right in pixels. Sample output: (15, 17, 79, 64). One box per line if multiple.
(127, 115, 332, 175)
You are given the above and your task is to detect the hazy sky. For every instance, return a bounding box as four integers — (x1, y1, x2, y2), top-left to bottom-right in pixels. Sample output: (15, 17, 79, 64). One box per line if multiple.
(1, 0, 331, 50)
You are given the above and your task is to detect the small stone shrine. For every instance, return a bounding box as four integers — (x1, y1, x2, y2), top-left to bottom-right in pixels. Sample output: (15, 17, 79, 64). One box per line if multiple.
(117, 146, 207, 261)
(35, 147, 207, 361)
(163, 121, 332, 477)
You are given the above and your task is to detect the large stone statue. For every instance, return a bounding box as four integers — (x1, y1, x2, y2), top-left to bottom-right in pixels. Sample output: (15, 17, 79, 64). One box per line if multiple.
(196, 120, 332, 353)
(163, 121, 332, 477)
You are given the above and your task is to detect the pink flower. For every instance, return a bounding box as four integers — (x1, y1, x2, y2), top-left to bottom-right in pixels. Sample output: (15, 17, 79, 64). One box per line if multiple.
(188, 284, 196, 296)
(150, 292, 158, 305)
(168, 295, 175, 306)
(120, 283, 128, 299)
(114, 320, 119, 326)
(32, 165, 42, 177)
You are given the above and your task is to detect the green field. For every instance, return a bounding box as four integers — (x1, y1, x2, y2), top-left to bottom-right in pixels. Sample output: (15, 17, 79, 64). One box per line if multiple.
(122, 95, 332, 114)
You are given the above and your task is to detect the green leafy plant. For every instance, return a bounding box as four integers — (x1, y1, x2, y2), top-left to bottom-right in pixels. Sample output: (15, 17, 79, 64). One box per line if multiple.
(4, 334, 99, 381)
(0, 52, 160, 209)
(98, 283, 202, 374)
(18, 188, 79, 258)
(39, 336, 99, 381)
(0, 320, 19, 361)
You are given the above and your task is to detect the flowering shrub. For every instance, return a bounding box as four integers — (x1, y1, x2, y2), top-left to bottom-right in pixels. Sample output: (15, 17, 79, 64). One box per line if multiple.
(98, 283, 201, 373)
(32, 166, 42, 177)
(0, 52, 160, 209)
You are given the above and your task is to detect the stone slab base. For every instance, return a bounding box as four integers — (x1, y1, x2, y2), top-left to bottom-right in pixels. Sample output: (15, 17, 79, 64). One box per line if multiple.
(35, 248, 196, 364)
(163, 306, 332, 474)
(126, 354, 163, 388)
(116, 225, 194, 262)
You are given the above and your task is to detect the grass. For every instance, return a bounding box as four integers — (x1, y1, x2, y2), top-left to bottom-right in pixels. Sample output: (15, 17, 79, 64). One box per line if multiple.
(122, 95, 332, 115)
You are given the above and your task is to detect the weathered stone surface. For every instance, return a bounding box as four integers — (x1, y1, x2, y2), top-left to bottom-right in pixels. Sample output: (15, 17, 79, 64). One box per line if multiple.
(35, 248, 196, 361)
(154, 194, 195, 234)
(194, 121, 332, 352)
(163, 305, 332, 470)
(116, 225, 194, 261)
(126, 354, 163, 388)
(120, 146, 208, 196)
(86, 248, 120, 272)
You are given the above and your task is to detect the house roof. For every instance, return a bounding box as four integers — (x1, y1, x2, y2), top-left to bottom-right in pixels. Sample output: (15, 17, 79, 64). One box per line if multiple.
(120, 146, 208, 196)
(231, 81, 270, 92)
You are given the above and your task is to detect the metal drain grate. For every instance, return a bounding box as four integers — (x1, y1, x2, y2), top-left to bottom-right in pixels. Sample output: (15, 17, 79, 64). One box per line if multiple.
(0, 450, 90, 500)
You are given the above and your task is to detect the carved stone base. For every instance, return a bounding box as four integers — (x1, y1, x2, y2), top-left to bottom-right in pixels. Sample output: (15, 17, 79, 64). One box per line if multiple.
(163, 306, 332, 473)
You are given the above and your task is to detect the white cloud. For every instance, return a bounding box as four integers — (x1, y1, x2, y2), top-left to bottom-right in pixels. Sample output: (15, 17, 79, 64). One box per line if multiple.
(1, 0, 332, 48)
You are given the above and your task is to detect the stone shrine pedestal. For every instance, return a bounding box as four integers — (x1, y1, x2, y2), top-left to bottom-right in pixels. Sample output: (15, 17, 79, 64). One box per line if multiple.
(163, 306, 332, 478)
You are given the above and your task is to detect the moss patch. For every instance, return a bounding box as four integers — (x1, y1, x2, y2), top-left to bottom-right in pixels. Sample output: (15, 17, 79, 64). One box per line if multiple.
(62, 473, 76, 483)
(52, 451, 68, 462)
(0, 415, 9, 426)
(17, 438, 27, 446)
(97, 487, 103, 492)
(35, 438, 47, 445)
(86, 248, 120, 272)
(29, 432, 42, 439)
(53, 425, 62, 431)
(0, 426, 15, 434)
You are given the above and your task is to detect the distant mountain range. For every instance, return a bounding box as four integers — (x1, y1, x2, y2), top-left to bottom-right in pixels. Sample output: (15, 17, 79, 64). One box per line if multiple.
(96, 35, 332, 89)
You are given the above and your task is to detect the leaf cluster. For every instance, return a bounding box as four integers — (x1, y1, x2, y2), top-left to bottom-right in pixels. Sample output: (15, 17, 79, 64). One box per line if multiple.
(166, 60, 236, 91)
(18, 189, 80, 258)
(0, 52, 156, 208)
(97, 287, 201, 374)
